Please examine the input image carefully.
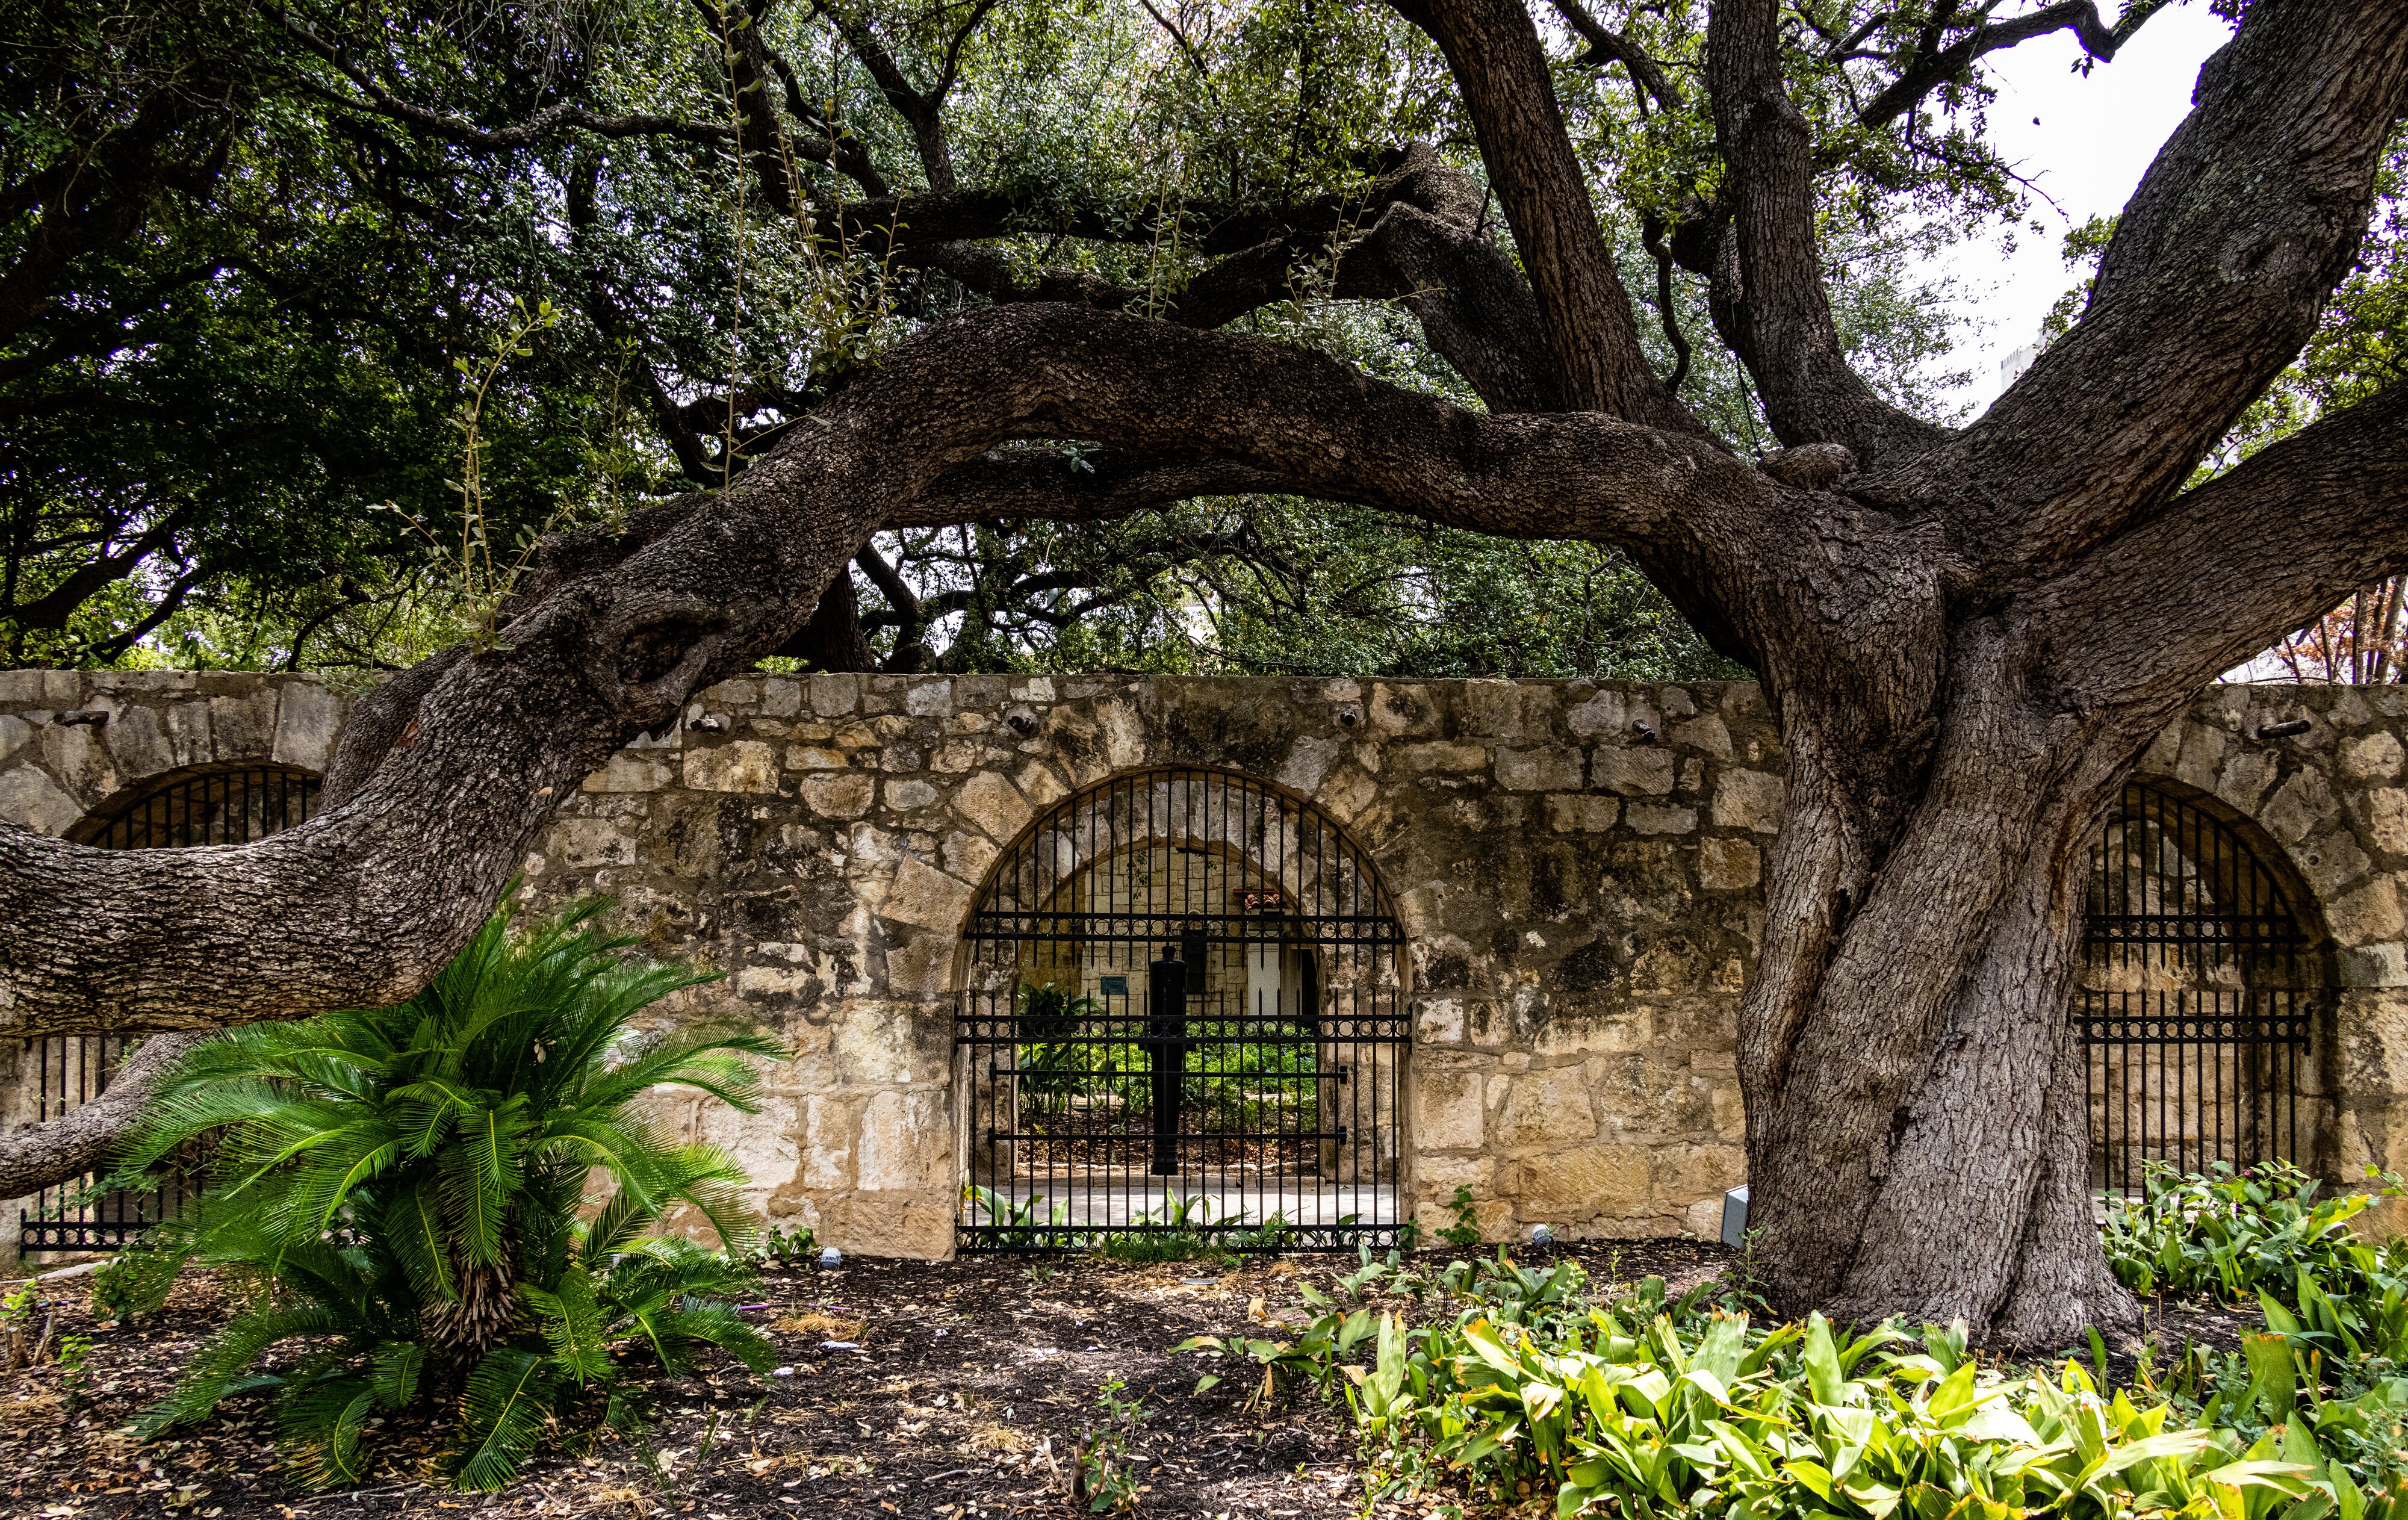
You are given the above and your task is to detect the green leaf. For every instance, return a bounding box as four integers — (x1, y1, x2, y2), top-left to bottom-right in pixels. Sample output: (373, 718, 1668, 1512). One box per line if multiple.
(450, 1348, 559, 1492)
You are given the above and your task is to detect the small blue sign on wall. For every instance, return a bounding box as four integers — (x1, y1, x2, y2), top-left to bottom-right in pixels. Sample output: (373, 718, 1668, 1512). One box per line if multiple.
(1099, 976, 1128, 997)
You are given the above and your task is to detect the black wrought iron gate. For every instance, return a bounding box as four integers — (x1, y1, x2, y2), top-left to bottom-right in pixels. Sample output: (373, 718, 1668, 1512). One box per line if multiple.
(19, 765, 319, 1250)
(2079, 780, 2318, 1193)
(956, 768, 1407, 1251)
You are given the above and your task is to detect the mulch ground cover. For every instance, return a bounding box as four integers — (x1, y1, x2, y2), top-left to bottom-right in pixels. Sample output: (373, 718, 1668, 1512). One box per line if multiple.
(0, 1238, 2259, 1520)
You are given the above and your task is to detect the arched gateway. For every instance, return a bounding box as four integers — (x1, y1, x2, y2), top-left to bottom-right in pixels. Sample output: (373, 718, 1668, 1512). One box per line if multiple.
(954, 767, 1408, 1250)
(25, 763, 321, 1250)
(2079, 778, 2326, 1192)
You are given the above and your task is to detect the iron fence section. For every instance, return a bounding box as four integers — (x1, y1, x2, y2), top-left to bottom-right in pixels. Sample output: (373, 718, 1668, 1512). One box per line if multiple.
(2080, 780, 2315, 1193)
(20, 765, 318, 1251)
(957, 768, 1408, 1252)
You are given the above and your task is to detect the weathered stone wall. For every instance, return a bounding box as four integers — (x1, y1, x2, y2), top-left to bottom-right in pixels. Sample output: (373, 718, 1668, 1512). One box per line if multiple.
(4, 668, 2405, 1256)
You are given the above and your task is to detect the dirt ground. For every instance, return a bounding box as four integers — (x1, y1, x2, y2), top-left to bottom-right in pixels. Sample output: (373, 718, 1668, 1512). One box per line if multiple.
(0, 1239, 2263, 1520)
(0, 1239, 1727, 1520)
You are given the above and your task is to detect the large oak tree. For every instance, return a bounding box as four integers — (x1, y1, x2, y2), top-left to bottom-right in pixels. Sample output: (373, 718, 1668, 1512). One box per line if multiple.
(5, 0, 2407, 1340)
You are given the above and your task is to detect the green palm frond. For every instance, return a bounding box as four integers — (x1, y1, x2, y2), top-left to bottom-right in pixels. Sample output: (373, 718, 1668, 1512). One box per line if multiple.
(439, 1099, 530, 1268)
(450, 1348, 560, 1492)
(368, 1342, 426, 1409)
(649, 1301, 775, 1376)
(138, 1301, 352, 1436)
(579, 1187, 659, 1266)
(523, 1265, 613, 1386)
(381, 1177, 458, 1306)
(276, 1377, 379, 1487)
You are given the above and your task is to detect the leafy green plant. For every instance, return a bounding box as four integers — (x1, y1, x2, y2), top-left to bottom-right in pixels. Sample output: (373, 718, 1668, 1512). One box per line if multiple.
(1014, 983, 1108, 1099)
(1350, 1293, 2408, 1520)
(1074, 1377, 1149, 1512)
(1436, 1185, 1484, 1250)
(112, 895, 786, 1490)
(55, 1333, 93, 1407)
(756, 1224, 817, 1270)
(966, 1184, 1071, 1250)
(2102, 1161, 2406, 1306)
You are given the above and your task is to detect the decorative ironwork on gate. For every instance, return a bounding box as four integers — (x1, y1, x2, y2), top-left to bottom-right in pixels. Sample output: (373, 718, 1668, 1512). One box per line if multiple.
(2079, 780, 2318, 1194)
(21, 765, 320, 1250)
(955, 768, 1407, 1252)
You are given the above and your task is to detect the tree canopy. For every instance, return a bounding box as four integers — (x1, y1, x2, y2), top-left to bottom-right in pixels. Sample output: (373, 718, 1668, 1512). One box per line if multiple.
(5, 0, 2051, 677)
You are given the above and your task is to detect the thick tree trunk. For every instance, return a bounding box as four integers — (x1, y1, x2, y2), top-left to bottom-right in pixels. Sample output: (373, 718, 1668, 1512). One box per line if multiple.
(1738, 640, 2180, 1342)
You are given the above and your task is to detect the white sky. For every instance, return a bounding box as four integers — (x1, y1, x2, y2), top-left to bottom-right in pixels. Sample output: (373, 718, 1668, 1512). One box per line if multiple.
(1940, 4, 2236, 407)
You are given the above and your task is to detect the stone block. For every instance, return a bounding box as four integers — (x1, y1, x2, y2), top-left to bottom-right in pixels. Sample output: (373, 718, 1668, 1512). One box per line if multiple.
(2264, 766, 2341, 846)
(1461, 682, 1531, 739)
(1412, 1068, 1485, 1150)
(903, 680, 954, 716)
(2329, 878, 2404, 946)
(807, 673, 860, 715)
(273, 681, 343, 773)
(883, 930, 954, 994)
(787, 746, 850, 770)
(1698, 837, 1760, 891)
(1631, 938, 1702, 994)
(40, 721, 119, 804)
(101, 704, 173, 780)
(817, 1189, 954, 1260)
(2369, 790, 2408, 857)
(1277, 737, 1341, 793)
(1545, 794, 1619, 832)
(583, 754, 674, 793)
(1533, 1010, 1649, 1056)
(1497, 1146, 1650, 1217)
(0, 713, 29, 766)
(1015, 763, 1070, 810)
(881, 855, 976, 931)
(209, 688, 278, 763)
(801, 772, 877, 819)
(1496, 746, 1583, 791)
(1568, 690, 1657, 741)
(2297, 828, 2373, 899)
(164, 700, 211, 770)
(0, 766, 80, 835)
(1591, 747, 1677, 795)
(946, 771, 1031, 845)
(2217, 750, 2281, 815)
(1415, 996, 1468, 1044)
(1400, 741, 1488, 774)
(760, 678, 802, 718)
(1493, 1073, 1598, 1147)
(943, 831, 1001, 884)
(1625, 804, 1698, 836)
(798, 1094, 861, 1190)
(855, 1090, 952, 1190)
(1652, 1142, 1746, 1201)
(1710, 769, 1785, 833)
(684, 740, 780, 793)
(885, 778, 939, 811)
(2346, 732, 2406, 783)
(1671, 716, 1732, 757)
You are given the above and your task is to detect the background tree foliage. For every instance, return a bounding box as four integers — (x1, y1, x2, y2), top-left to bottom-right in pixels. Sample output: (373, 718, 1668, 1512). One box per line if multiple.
(2, 0, 2054, 680)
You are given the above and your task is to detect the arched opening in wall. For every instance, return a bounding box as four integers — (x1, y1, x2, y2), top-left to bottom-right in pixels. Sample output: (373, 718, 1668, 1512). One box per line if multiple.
(2080, 778, 2327, 1194)
(24, 764, 321, 1252)
(955, 768, 1407, 1252)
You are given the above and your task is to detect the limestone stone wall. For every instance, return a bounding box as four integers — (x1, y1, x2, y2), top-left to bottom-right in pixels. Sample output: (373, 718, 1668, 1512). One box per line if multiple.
(4, 668, 2406, 1257)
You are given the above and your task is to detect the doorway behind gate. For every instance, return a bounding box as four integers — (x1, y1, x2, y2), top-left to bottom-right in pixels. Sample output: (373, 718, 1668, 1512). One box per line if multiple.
(955, 769, 1407, 1251)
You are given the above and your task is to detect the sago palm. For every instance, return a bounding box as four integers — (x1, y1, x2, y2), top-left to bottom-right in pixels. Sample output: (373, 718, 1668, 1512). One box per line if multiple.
(114, 894, 786, 1489)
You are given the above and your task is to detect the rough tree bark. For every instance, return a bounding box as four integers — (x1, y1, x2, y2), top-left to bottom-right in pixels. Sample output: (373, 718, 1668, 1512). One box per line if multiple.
(1, 0, 2404, 1341)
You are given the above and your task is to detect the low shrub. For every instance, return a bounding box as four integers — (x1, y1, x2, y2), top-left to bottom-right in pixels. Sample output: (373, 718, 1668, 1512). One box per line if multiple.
(2102, 1161, 2406, 1307)
(1178, 1226, 2408, 1520)
(112, 895, 787, 1490)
